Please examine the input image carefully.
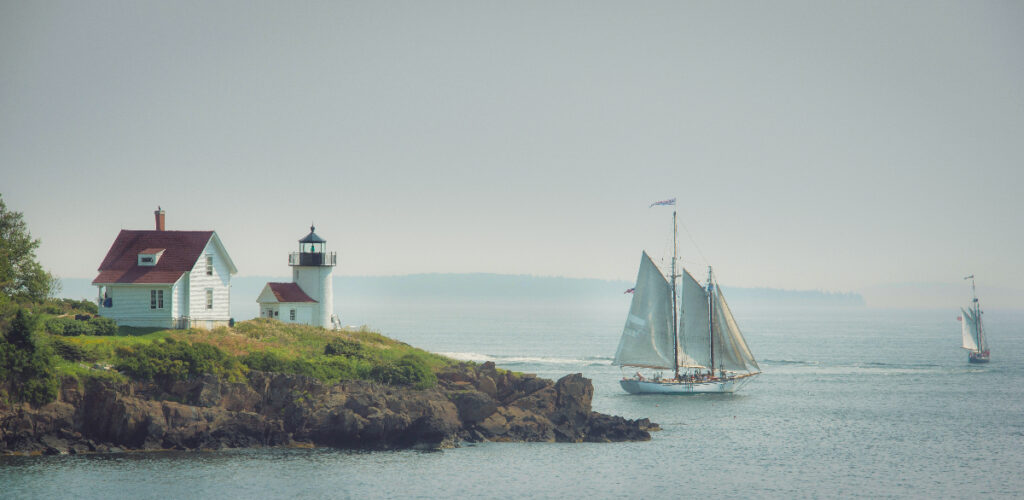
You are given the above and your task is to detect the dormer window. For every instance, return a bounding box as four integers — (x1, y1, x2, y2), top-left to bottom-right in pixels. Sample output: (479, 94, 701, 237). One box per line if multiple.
(137, 248, 165, 267)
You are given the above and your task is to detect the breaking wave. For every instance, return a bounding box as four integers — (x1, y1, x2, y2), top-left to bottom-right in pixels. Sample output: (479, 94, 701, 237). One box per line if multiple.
(437, 352, 613, 367)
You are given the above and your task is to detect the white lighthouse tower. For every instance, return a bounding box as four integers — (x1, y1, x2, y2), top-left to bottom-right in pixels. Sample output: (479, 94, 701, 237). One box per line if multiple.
(289, 225, 337, 328)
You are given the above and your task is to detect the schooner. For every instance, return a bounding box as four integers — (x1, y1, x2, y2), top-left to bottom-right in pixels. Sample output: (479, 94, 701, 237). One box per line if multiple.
(613, 200, 760, 394)
(960, 275, 990, 363)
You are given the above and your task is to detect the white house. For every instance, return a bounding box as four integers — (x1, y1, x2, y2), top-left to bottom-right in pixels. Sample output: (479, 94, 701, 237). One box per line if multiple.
(257, 225, 338, 328)
(92, 208, 238, 329)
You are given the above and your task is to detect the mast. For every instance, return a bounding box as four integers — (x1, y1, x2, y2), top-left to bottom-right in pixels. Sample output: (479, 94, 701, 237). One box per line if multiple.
(707, 266, 714, 375)
(671, 210, 679, 380)
(973, 277, 983, 352)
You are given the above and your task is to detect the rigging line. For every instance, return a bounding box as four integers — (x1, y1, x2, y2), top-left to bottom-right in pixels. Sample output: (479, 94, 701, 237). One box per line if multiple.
(677, 218, 709, 267)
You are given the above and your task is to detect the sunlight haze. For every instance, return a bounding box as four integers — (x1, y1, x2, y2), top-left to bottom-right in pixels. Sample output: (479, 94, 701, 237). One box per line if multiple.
(2, 1, 1022, 308)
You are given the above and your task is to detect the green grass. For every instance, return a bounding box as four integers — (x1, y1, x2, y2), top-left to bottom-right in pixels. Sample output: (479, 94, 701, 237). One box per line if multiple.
(42, 318, 457, 389)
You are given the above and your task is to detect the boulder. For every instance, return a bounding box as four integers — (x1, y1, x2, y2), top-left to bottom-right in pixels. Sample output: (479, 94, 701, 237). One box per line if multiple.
(453, 391, 498, 424)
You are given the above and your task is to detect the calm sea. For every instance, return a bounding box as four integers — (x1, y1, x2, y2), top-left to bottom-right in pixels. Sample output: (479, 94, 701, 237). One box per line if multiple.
(3, 300, 1023, 499)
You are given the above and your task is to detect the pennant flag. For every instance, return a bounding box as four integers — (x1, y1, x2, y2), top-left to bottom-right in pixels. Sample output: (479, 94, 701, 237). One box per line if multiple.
(624, 288, 636, 294)
(649, 198, 676, 208)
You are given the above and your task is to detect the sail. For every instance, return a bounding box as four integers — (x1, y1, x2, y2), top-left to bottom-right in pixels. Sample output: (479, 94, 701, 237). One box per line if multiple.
(613, 252, 675, 369)
(977, 308, 988, 351)
(960, 308, 979, 351)
(715, 286, 760, 372)
(710, 285, 749, 372)
(678, 270, 711, 368)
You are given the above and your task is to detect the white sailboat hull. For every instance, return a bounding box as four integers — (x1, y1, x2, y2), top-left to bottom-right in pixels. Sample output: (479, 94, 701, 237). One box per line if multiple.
(620, 374, 758, 394)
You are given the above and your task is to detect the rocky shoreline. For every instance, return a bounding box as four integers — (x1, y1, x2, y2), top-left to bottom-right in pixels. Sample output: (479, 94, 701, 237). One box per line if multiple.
(0, 361, 657, 455)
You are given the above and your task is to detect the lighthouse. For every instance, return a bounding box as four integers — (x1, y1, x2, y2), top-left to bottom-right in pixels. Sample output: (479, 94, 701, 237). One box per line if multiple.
(256, 225, 338, 328)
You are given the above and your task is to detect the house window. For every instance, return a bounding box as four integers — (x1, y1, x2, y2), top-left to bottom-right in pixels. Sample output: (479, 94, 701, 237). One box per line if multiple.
(206, 289, 213, 309)
(150, 290, 164, 309)
(206, 255, 213, 276)
(140, 256, 154, 264)
(289, 309, 296, 321)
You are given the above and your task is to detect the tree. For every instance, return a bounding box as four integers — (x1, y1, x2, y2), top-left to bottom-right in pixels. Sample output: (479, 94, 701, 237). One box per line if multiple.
(0, 307, 58, 405)
(0, 194, 56, 302)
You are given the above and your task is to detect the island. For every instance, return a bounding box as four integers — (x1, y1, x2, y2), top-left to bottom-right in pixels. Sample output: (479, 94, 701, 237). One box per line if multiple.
(1, 308, 657, 455)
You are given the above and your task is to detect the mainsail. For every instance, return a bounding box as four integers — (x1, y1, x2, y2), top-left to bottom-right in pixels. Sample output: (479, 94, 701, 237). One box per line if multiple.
(679, 270, 711, 368)
(613, 252, 675, 369)
(960, 308, 979, 351)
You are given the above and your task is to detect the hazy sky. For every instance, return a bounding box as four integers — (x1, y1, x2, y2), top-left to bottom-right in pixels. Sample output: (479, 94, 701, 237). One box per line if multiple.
(2, 1, 1022, 306)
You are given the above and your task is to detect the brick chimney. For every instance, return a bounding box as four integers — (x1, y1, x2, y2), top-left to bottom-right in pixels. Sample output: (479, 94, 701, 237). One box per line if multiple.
(154, 206, 165, 231)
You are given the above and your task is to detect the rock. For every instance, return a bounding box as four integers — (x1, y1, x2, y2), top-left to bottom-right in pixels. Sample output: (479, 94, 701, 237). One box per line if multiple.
(481, 406, 555, 442)
(0, 363, 656, 454)
(549, 374, 593, 441)
(40, 435, 69, 455)
(453, 391, 498, 424)
(476, 376, 498, 398)
(583, 413, 655, 442)
(399, 415, 460, 449)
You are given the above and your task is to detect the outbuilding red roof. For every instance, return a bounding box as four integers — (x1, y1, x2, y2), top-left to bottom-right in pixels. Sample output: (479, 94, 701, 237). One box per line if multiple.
(265, 282, 317, 303)
(92, 230, 215, 284)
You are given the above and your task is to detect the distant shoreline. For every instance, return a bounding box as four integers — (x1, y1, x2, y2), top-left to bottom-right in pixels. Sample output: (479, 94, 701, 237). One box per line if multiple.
(59, 273, 865, 301)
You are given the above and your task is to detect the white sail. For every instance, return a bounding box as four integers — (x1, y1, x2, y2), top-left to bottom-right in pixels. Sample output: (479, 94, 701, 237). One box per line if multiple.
(711, 288, 749, 372)
(613, 252, 675, 369)
(679, 270, 712, 369)
(715, 286, 760, 372)
(977, 309, 988, 351)
(960, 308, 979, 351)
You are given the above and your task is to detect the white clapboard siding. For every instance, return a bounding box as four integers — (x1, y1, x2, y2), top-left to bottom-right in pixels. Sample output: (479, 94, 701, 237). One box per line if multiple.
(101, 283, 177, 328)
(278, 303, 315, 324)
(187, 238, 232, 321)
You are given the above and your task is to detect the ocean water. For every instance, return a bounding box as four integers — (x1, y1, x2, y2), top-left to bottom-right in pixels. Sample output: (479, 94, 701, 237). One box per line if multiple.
(3, 301, 1023, 499)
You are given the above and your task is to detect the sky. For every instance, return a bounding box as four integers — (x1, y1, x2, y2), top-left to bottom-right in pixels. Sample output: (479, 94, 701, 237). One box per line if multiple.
(2, 1, 1022, 308)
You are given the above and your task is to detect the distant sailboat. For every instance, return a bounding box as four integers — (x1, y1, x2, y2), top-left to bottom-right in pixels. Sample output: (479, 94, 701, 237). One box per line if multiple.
(960, 275, 989, 363)
(613, 202, 760, 394)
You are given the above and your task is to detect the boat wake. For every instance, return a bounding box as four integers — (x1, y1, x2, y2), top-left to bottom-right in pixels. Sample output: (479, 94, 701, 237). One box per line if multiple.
(762, 359, 952, 375)
(761, 359, 820, 367)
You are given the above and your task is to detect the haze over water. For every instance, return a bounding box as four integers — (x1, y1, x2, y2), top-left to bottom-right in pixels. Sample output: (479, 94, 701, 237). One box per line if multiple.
(4, 300, 1023, 498)
(3, 1, 1022, 497)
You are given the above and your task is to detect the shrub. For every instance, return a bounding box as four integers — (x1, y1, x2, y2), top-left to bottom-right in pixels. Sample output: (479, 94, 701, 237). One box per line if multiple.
(39, 303, 64, 315)
(114, 338, 245, 382)
(89, 317, 117, 336)
(44, 316, 69, 335)
(46, 316, 96, 336)
(65, 320, 95, 336)
(67, 299, 98, 315)
(241, 350, 293, 373)
(241, 351, 371, 384)
(324, 338, 366, 358)
(370, 354, 436, 389)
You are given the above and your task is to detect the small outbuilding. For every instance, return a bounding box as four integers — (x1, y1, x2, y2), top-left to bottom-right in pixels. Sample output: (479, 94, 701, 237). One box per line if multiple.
(256, 282, 317, 324)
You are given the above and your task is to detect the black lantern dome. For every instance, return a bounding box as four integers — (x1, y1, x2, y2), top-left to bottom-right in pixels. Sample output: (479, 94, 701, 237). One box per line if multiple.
(289, 224, 336, 267)
(299, 225, 326, 253)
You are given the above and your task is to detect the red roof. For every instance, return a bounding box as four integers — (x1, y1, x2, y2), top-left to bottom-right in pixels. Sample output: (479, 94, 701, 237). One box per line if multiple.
(93, 230, 215, 284)
(266, 282, 317, 303)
